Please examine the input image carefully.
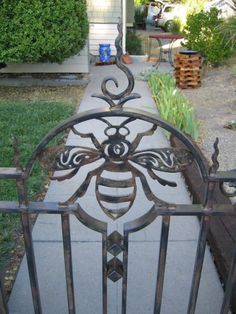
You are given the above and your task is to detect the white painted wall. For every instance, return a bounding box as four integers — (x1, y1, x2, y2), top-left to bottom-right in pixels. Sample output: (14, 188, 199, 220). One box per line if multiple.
(87, 0, 121, 23)
(0, 43, 89, 74)
(89, 23, 118, 56)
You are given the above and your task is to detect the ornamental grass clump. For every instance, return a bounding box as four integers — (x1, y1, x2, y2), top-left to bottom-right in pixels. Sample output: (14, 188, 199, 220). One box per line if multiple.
(217, 15, 236, 54)
(0, 0, 89, 63)
(148, 72, 199, 140)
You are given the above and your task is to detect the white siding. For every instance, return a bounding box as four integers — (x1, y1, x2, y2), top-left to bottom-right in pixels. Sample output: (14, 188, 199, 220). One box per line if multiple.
(89, 23, 118, 56)
(0, 43, 89, 73)
(87, 0, 121, 23)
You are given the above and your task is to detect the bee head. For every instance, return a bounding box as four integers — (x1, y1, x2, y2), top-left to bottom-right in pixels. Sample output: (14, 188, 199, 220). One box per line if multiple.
(103, 126, 132, 160)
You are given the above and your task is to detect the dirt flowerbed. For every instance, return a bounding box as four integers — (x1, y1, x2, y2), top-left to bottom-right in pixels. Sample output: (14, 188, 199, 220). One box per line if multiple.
(182, 67, 236, 171)
(180, 66, 236, 312)
(0, 85, 85, 110)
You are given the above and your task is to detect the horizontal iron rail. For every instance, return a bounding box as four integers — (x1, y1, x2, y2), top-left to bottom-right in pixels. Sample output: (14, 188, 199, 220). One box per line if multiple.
(0, 168, 234, 181)
(0, 167, 23, 179)
(209, 170, 236, 182)
(0, 202, 235, 216)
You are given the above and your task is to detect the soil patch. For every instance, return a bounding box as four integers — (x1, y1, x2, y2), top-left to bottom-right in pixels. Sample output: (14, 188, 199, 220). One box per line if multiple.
(178, 66, 236, 312)
(0, 85, 85, 111)
(182, 66, 236, 171)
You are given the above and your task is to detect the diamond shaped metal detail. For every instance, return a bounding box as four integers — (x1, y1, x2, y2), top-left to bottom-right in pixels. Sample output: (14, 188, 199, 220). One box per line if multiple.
(107, 257, 123, 282)
(107, 231, 124, 256)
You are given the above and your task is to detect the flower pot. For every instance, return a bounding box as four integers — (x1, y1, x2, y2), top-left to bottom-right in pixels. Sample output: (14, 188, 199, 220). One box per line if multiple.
(122, 53, 132, 64)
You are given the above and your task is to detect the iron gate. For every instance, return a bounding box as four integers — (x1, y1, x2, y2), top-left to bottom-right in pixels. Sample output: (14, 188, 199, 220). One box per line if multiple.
(0, 23, 236, 314)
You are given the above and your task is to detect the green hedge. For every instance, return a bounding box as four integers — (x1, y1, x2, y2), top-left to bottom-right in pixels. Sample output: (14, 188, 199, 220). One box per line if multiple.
(0, 0, 89, 63)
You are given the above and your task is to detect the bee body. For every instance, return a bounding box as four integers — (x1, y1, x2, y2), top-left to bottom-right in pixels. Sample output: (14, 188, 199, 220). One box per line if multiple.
(96, 162, 136, 219)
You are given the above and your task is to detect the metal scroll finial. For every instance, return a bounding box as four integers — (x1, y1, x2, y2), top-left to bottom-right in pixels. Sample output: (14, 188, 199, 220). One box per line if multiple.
(209, 138, 236, 197)
(209, 137, 220, 174)
(92, 20, 141, 109)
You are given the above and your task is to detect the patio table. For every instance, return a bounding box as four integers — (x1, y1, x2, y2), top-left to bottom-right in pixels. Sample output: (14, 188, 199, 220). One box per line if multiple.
(148, 33, 184, 67)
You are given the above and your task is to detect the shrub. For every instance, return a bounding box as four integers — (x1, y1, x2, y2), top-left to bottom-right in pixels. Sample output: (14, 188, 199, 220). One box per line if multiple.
(183, 8, 231, 66)
(148, 72, 199, 140)
(126, 31, 143, 55)
(170, 17, 184, 34)
(0, 0, 89, 63)
(134, 0, 146, 6)
(134, 7, 146, 29)
(217, 16, 236, 53)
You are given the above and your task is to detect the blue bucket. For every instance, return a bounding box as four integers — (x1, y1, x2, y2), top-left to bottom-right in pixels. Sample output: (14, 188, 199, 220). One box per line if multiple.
(99, 43, 111, 62)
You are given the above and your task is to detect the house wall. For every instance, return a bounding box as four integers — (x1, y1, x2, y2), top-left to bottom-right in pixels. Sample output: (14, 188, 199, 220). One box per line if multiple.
(0, 42, 90, 74)
(89, 24, 118, 56)
(87, 0, 134, 56)
(87, 0, 121, 56)
(87, 0, 122, 23)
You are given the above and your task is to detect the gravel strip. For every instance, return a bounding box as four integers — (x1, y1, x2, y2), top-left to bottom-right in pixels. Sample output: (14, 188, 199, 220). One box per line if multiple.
(182, 67, 236, 172)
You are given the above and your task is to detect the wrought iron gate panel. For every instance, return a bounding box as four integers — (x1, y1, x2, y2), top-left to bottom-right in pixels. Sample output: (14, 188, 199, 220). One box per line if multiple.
(0, 22, 236, 314)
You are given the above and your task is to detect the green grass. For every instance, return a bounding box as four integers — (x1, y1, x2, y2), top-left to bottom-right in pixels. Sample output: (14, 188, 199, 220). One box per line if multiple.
(0, 100, 75, 264)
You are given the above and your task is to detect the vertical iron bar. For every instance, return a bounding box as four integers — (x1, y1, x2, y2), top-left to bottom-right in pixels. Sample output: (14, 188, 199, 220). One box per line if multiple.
(0, 279, 8, 314)
(148, 37, 152, 61)
(220, 247, 236, 314)
(61, 214, 76, 314)
(102, 234, 108, 314)
(21, 212, 42, 314)
(154, 216, 170, 314)
(122, 232, 129, 314)
(17, 164, 42, 314)
(187, 216, 210, 314)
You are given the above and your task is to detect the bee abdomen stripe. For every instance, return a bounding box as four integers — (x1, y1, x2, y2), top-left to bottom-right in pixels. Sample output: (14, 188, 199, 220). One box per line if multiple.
(98, 177, 134, 188)
(99, 194, 134, 203)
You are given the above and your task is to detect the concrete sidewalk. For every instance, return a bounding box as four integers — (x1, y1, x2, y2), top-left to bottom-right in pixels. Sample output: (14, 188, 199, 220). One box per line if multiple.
(9, 61, 224, 314)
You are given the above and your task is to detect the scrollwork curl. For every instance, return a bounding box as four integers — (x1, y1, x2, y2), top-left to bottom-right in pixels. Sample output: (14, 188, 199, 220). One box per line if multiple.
(220, 181, 236, 198)
(92, 20, 141, 108)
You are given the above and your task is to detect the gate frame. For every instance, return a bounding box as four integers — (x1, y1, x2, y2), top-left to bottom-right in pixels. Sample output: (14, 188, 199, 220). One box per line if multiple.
(0, 22, 236, 314)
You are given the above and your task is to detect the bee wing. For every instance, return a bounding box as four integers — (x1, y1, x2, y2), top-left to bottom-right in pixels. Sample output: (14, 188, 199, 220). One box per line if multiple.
(51, 146, 102, 181)
(130, 148, 194, 172)
(130, 148, 194, 187)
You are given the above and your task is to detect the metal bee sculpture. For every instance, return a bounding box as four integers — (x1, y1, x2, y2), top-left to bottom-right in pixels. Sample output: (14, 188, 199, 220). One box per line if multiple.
(51, 118, 193, 219)
(50, 22, 194, 220)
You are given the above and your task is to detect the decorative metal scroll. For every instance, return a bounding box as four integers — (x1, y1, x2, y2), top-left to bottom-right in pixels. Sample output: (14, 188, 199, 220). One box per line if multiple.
(209, 138, 236, 197)
(91, 22, 141, 109)
(51, 118, 194, 220)
(48, 21, 196, 286)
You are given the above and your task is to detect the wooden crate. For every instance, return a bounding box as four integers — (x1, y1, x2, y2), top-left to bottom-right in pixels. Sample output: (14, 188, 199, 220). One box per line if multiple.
(174, 53, 202, 89)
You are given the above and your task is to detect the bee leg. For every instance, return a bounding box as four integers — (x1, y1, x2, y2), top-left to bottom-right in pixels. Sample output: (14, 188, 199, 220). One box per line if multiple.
(71, 126, 102, 150)
(131, 124, 157, 151)
(147, 169, 177, 187)
(60, 167, 102, 204)
(133, 167, 168, 206)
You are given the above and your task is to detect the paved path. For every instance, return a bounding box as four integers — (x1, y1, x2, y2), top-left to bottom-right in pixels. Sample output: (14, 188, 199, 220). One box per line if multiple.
(9, 61, 224, 314)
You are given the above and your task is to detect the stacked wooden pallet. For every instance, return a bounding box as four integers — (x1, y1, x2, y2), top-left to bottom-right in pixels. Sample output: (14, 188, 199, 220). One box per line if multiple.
(175, 53, 202, 89)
